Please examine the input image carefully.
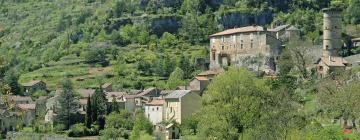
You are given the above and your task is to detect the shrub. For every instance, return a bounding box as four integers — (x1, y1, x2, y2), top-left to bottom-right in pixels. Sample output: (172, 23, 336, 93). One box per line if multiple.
(68, 123, 88, 137)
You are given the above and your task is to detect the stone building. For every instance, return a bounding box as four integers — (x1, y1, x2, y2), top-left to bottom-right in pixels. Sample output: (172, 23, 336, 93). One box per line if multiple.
(164, 90, 201, 124)
(316, 8, 348, 77)
(209, 26, 283, 73)
(22, 80, 46, 94)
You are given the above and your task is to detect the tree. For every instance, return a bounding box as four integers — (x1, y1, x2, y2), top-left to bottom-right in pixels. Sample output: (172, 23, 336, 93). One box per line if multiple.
(101, 110, 134, 139)
(159, 32, 177, 48)
(3, 70, 21, 95)
(197, 68, 304, 139)
(85, 96, 92, 128)
(54, 79, 80, 130)
(345, 0, 360, 24)
(131, 111, 153, 140)
(318, 71, 360, 128)
(84, 48, 108, 66)
(278, 48, 294, 75)
(178, 55, 193, 79)
(288, 39, 313, 79)
(91, 87, 107, 130)
(167, 67, 185, 89)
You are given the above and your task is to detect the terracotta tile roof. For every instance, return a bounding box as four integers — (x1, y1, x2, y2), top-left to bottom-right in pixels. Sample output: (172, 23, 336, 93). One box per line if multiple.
(79, 99, 88, 105)
(146, 99, 165, 106)
(321, 56, 348, 67)
(210, 26, 264, 37)
(18, 103, 36, 110)
(195, 76, 209, 81)
(197, 70, 223, 76)
(22, 80, 43, 87)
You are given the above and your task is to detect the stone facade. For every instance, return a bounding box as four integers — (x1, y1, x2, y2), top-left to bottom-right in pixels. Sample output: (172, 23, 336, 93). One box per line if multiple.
(164, 90, 202, 124)
(317, 8, 348, 77)
(209, 26, 283, 73)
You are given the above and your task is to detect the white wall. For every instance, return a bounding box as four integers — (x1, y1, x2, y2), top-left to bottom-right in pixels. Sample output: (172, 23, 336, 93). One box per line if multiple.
(145, 105, 163, 125)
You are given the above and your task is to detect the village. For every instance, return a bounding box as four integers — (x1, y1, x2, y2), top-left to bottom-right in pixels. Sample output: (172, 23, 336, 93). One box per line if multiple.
(1, 6, 360, 140)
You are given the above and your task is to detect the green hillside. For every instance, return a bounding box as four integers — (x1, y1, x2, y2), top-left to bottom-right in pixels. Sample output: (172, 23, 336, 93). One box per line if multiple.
(0, 0, 359, 90)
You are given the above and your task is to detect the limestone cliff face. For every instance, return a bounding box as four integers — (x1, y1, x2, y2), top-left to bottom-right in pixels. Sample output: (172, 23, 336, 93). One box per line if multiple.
(104, 15, 181, 36)
(218, 10, 273, 29)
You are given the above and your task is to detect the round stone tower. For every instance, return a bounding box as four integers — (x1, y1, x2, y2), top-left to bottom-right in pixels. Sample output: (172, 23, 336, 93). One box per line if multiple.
(323, 8, 342, 57)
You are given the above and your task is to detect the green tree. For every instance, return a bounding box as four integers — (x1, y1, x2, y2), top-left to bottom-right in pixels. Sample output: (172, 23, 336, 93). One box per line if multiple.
(85, 96, 92, 128)
(178, 55, 193, 79)
(3, 70, 21, 95)
(101, 110, 134, 139)
(159, 32, 177, 48)
(84, 48, 108, 66)
(278, 48, 294, 75)
(131, 111, 153, 140)
(54, 79, 80, 130)
(345, 0, 360, 24)
(91, 87, 107, 130)
(167, 67, 185, 89)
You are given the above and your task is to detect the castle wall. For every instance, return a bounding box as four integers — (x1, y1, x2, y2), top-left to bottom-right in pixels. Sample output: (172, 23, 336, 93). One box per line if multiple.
(209, 31, 282, 72)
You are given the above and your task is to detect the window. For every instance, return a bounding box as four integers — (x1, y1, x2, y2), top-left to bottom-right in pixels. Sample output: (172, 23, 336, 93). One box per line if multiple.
(250, 33, 254, 40)
(250, 43, 253, 48)
(221, 46, 224, 50)
(335, 26, 337, 29)
(221, 37, 224, 42)
(212, 52, 216, 60)
(326, 45, 329, 50)
(318, 66, 323, 71)
(170, 107, 173, 113)
(241, 44, 243, 49)
(157, 107, 159, 111)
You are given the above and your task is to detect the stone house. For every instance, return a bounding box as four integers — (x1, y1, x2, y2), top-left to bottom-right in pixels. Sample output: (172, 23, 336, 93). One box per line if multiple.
(188, 76, 210, 95)
(165, 123, 180, 139)
(164, 90, 202, 124)
(22, 80, 47, 94)
(145, 99, 165, 126)
(9, 96, 33, 105)
(102, 83, 113, 92)
(209, 26, 283, 72)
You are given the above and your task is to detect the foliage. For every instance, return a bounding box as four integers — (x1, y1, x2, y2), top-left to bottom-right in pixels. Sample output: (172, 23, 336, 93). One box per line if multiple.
(131, 111, 153, 140)
(100, 110, 134, 139)
(68, 123, 88, 137)
(167, 67, 185, 89)
(91, 87, 108, 130)
(85, 96, 92, 128)
(54, 79, 81, 130)
(3, 70, 22, 95)
(84, 48, 108, 66)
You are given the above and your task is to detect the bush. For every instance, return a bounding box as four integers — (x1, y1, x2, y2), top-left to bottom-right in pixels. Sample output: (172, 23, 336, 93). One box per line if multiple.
(68, 123, 88, 137)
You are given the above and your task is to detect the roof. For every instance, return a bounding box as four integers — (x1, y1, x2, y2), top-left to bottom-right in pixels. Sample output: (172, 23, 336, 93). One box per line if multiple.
(320, 56, 348, 67)
(165, 90, 191, 99)
(286, 25, 299, 31)
(79, 99, 88, 105)
(18, 104, 36, 110)
(210, 26, 264, 37)
(102, 83, 112, 88)
(352, 37, 360, 42)
(323, 7, 342, 12)
(76, 89, 96, 98)
(22, 80, 43, 87)
(344, 54, 360, 64)
(146, 99, 165, 106)
(269, 25, 289, 32)
(160, 90, 175, 95)
(194, 76, 209, 81)
(10, 96, 33, 102)
(197, 70, 223, 76)
(106, 92, 127, 97)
